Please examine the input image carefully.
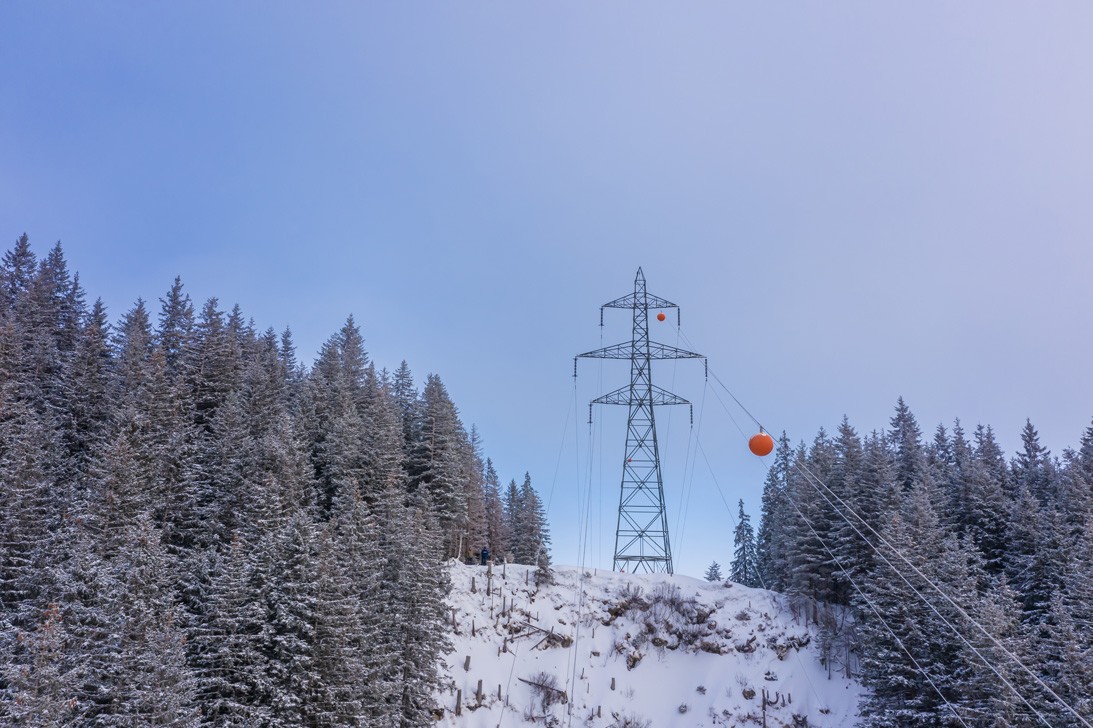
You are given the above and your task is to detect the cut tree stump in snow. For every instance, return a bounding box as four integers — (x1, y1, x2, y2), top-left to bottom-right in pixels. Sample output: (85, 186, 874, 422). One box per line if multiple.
(611, 677, 616, 691)
(455, 689, 462, 716)
(476, 679, 483, 704)
(471, 576, 476, 593)
(463, 655, 470, 672)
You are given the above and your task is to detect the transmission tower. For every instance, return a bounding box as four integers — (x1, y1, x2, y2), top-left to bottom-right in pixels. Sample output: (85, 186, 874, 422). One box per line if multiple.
(575, 268, 704, 574)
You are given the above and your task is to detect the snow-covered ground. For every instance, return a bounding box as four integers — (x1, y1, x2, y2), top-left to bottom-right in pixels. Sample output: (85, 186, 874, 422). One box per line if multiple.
(436, 562, 864, 727)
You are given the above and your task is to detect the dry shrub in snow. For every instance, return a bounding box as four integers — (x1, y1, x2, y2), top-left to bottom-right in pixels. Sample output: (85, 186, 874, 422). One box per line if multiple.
(610, 712, 652, 728)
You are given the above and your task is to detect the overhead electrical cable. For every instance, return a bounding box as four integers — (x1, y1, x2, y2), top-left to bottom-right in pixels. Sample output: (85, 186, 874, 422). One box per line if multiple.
(788, 459, 1062, 727)
(679, 325, 1088, 727)
(496, 382, 576, 728)
(691, 434, 829, 712)
(774, 475, 974, 728)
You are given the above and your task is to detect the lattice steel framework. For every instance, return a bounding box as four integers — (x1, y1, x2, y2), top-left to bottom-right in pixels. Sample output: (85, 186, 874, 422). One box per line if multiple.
(575, 269, 704, 574)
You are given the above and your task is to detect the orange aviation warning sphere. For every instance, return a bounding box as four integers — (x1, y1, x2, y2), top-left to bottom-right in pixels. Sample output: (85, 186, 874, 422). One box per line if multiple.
(657, 312, 666, 321)
(749, 431, 775, 457)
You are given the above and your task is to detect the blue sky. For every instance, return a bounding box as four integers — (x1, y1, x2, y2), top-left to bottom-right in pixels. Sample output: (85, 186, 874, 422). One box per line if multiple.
(3, 3, 1091, 577)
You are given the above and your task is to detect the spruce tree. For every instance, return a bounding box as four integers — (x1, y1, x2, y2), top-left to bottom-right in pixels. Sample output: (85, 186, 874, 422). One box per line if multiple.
(858, 484, 951, 726)
(1, 234, 36, 311)
(1080, 417, 1093, 485)
(974, 424, 1011, 496)
(730, 500, 759, 587)
(888, 396, 925, 493)
(191, 297, 243, 430)
(304, 319, 373, 517)
(367, 487, 452, 727)
(784, 433, 835, 605)
(1004, 485, 1058, 625)
(518, 472, 552, 572)
(0, 392, 59, 628)
(113, 299, 155, 402)
(502, 478, 522, 562)
(262, 514, 319, 726)
(756, 431, 792, 591)
(42, 527, 119, 724)
(65, 298, 113, 487)
(482, 458, 508, 558)
(156, 276, 195, 382)
(704, 561, 723, 582)
(1038, 520, 1093, 724)
(407, 375, 469, 558)
(109, 513, 196, 725)
(359, 363, 405, 506)
(1013, 419, 1055, 506)
(832, 431, 894, 595)
(195, 535, 271, 725)
(311, 524, 367, 725)
(504, 474, 552, 567)
(963, 426, 1011, 573)
(391, 360, 418, 454)
(826, 417, 863, 606)
(461, 426, 490, 562)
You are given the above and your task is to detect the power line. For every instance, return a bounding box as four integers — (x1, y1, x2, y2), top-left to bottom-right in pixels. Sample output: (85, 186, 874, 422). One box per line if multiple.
(682, 329, 1087, 726)
(776, 481, 973, 728)
(788, 459, 1064, 727)
(690, 434, 831, 714)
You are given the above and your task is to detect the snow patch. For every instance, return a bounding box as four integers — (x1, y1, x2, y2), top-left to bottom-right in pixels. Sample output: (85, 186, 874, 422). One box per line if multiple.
(436, 562, 863, 727)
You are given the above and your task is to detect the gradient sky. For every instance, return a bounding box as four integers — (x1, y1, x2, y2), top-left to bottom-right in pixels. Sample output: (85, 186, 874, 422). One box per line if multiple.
(3, 3, 1091, 577)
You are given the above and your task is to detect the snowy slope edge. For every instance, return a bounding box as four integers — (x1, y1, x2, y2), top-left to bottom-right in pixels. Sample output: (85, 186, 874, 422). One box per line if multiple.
(436, 562, 864, 727)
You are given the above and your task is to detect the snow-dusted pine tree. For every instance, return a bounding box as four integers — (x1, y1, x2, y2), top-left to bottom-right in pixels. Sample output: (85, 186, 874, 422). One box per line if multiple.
(483, 458, 508, 558)
(756, 431, 792, 591)
(408, 374, 469, 559)
(730, 500, 759, 587)
(704, 561, 723, 582)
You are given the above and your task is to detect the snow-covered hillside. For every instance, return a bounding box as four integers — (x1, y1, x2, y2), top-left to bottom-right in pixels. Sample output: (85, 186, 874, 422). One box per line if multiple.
(436, 562, 863, 727)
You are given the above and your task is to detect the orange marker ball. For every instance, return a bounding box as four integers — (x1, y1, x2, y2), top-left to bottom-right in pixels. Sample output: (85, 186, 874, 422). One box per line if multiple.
(749, 432, 775, 457)
(657, 312, 666, 321)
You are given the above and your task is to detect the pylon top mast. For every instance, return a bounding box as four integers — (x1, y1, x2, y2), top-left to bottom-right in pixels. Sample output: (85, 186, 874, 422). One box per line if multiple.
(575, 268, 704, 574)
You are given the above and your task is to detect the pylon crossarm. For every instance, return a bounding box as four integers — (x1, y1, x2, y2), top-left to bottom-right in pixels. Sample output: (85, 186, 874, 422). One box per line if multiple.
(591, 384, 691, 407)
(647, 342, 703, 360)
(577, 341, 703, 361)
(576, 341, 633, 360)
(601, 292, 679, 310)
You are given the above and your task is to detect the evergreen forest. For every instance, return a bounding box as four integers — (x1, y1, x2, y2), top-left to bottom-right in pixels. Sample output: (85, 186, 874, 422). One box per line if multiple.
(748, 401, 1093, 725)
(0, 235, 550, 726)
(2, 233, 1090, 726)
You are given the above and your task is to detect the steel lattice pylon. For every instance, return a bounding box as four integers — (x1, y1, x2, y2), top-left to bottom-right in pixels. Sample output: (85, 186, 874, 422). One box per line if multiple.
(575, 269, 704, 574)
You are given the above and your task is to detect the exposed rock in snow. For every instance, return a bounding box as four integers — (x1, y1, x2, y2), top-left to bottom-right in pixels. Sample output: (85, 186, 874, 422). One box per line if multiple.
(436, 562, 863, 727)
